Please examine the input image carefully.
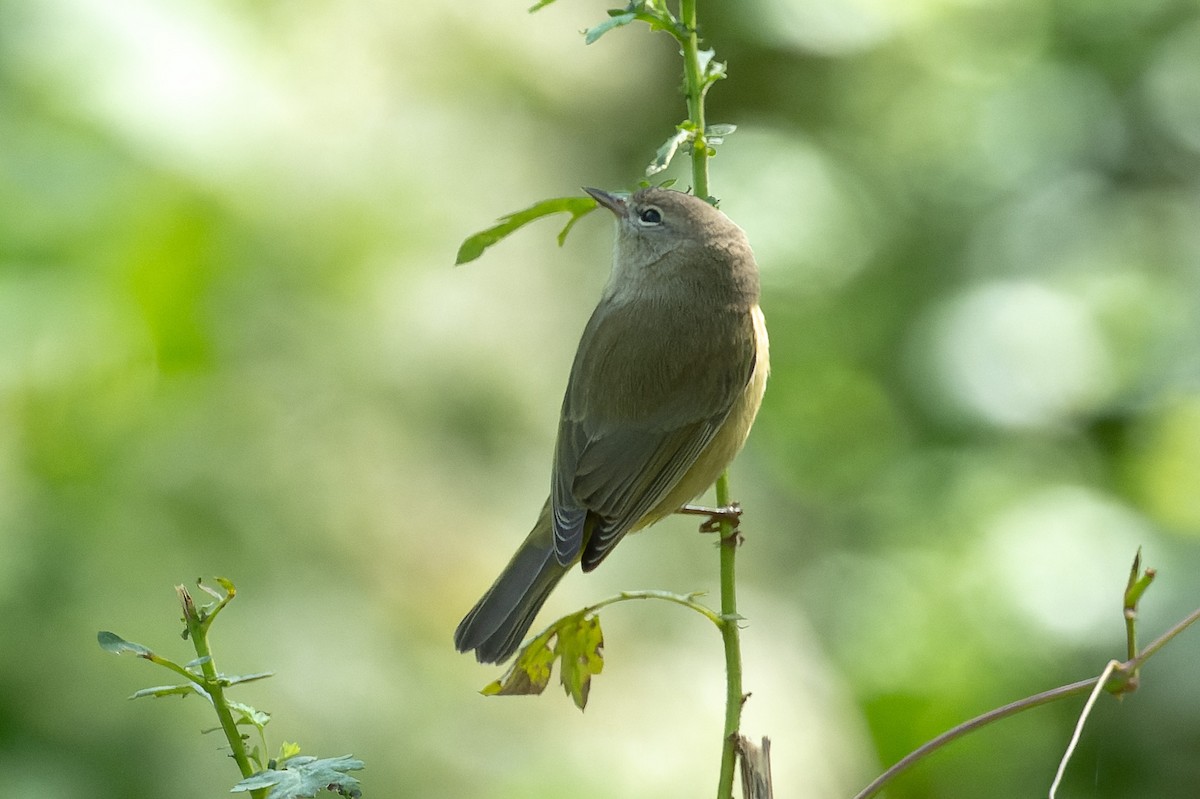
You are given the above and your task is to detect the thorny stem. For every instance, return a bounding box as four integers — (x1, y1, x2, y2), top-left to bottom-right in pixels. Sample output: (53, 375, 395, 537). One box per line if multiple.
(177, 584, 268, 799)
(714, 471, 744, 799)
(680, 0, 710, 202)
(675, 1, 743, 795)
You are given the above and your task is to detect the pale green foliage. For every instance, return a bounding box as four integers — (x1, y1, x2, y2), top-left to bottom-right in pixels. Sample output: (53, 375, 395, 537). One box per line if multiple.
(97, 631, 154, 658)
(455, 196, 598, 265)
(99, 580, 364, 796)
(231, 755, 364, 799)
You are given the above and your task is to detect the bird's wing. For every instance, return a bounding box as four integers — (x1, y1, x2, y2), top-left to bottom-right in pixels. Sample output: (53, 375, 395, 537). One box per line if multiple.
(550, 299, 756, 569)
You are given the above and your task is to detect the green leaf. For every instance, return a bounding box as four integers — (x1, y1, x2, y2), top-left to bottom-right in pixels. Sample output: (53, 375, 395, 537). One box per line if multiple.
(556, 211, 585, 247)
(705, 123, 737, 145)
(644, 0, 674, 18)
(277, 741, 303, 765)
(584, 12, 637, 45)
(637, 177, 678, 190)
(455, 196, 598, 265)
(197, 580, 225, 602)
(624, 1, 681, 37)
(229, 700, 272, 730)
(527, 0, 557, 11)
(231, 755, 364, 799)
(220, 671, 275, 687)
(129, 683, 200, 700)
(557, 614, 604, 710)
(697, 48, 727, 89)
(97, 631, 154, 658)
(647, 127, 691, 176)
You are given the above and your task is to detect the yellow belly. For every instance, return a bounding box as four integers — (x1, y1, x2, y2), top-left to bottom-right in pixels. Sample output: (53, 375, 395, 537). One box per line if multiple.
(637, 304, 769, 528)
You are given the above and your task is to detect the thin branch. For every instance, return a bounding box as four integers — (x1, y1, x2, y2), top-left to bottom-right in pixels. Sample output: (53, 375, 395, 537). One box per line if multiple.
(1128, 604, 1200, 670)
(1049, 660, 1120, 798)
(853, 677, 1098, 799)
(177, 585, 266, 799)
(586, 589, 725, 628)
(856, 548, 1200, 799)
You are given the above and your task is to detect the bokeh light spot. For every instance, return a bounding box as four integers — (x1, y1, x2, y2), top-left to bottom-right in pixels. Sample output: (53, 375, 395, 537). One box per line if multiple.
(930, 281, 1114, 429)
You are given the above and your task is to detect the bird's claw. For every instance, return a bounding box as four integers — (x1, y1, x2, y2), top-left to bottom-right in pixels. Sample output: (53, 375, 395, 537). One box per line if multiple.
(678, 502, 743, 533)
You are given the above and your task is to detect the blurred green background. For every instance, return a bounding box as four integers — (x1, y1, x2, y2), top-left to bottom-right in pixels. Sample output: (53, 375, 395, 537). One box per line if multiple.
(3, 0, 1200, 796)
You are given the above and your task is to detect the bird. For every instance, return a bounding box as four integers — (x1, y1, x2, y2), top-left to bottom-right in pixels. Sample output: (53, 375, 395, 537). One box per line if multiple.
(454, 186, 769, 664)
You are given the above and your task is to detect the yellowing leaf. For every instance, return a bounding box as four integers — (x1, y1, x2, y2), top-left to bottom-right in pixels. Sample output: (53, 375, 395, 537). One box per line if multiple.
(481, 637, 555, 697)
(556, 614, 604, 710)
(478, 612, 606, 711)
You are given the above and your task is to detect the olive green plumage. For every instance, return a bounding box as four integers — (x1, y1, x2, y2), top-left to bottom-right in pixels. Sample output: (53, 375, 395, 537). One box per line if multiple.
(455, 188, 769, 664)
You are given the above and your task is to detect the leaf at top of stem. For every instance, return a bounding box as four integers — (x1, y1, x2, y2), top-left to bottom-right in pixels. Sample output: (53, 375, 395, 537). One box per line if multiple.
(1124, 548, 1156, 610)
(98, 631, 154, 658)
(455, 196, 598, 265)
(228, 700, 272, 730)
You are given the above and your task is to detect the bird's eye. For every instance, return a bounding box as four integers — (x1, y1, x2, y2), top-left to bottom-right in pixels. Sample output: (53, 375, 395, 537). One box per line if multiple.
(637, 206, 663, 225)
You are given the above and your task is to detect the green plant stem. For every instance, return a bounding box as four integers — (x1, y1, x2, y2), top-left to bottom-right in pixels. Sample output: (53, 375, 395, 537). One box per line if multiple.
(1122, 549, 1155, 676)
(714, 471, 744, 799)
(679, 0, 709, 201)
(145, 651, 212, 687)
(676, 1, 741, 794)
(595, 589, 725, 626)
(178, 586, 267, 799)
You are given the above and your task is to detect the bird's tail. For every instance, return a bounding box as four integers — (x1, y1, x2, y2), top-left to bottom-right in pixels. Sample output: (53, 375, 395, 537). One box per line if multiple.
(454, 506, 571, 664)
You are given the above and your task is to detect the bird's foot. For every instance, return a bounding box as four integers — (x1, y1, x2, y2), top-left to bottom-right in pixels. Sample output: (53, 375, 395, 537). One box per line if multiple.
(677, 502, 742, 533)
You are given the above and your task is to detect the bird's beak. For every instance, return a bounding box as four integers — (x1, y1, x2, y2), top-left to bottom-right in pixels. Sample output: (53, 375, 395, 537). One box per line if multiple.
(584, 187, 626, 215)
